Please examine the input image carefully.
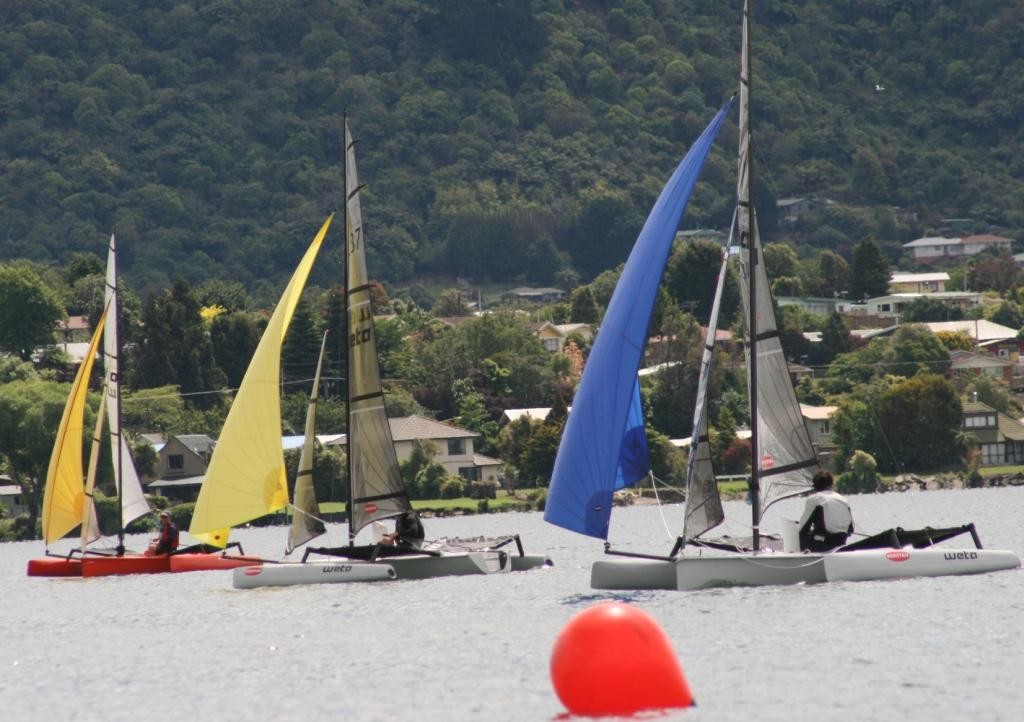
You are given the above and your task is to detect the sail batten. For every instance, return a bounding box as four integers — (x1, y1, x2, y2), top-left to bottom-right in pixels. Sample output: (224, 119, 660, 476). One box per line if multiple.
(344, 119, 411, 537)
(545, 103, 731, 540)
(189, 215, 334, 546)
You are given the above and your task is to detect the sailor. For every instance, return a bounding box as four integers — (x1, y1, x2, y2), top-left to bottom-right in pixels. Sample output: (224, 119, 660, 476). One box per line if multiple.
(381, 511, 425, 550)
(798, 470, 853, 552)
(153, 510, 180, 555)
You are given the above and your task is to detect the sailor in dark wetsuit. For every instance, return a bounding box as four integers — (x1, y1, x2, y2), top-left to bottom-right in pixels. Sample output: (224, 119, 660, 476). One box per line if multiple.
(382, 511, 425, 550)
(153, 510, 180, 554)
(798, 470, 853, 552)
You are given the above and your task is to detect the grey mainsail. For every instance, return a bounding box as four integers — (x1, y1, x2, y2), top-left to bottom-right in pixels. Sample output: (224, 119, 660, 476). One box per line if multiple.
(681, 238, 730, 542)
(736, 0, 816, 524)
(344, 119, 412, 539)
(286, 332, 329, 553)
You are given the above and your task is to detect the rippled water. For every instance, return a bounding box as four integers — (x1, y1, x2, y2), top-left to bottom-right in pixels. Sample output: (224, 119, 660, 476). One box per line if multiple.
(2, 487, 1022, 722)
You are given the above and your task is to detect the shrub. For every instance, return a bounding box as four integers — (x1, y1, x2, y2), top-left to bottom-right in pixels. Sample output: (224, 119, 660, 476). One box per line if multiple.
(440, 478, 465, 499)
(836, 450, 879, 494)
(477, 499, 490, 514)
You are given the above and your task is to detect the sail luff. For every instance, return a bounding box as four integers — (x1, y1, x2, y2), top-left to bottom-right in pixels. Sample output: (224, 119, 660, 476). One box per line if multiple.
(286, 332, 329, 553)
(736, 1, 816, 536)
(104, 234, 151, 531)
(344, 119, 411, 537)
(681, 237, 731, 542)
(189, 215, 334, 546)
(545, 102, 731, 540)
(42, 309, 108, 545)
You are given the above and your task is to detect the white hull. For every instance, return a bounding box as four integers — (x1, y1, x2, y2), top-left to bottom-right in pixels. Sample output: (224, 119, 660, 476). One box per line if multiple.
(233, 550, 509, 589)
(591, 548, 1020, 591)
(510, 554, 553, 572)
(234, 561, 396, 589)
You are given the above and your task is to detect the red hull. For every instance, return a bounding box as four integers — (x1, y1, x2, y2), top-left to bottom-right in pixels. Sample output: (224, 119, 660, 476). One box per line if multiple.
(26, 557, 83, 577)
(169, 553, 265, 573)
(81, 555, 171, 577)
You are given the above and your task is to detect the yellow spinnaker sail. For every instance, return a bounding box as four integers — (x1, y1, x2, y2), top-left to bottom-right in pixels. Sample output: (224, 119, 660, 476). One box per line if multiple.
(42, 310, 107, 544)
(189, 215, 334, 546)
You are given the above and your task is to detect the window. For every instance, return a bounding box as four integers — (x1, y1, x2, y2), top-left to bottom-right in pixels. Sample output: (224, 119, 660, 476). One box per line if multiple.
(821, 421, 830, 434)
(458, 466, 480, 481)
(981, 443, 1002, 465)
(964, 415, 996, 429)
(542, 338, 559, 352)
(879, 303, 891, 312)
(168, 454, 184, 470)
(447, 438, 465, 455)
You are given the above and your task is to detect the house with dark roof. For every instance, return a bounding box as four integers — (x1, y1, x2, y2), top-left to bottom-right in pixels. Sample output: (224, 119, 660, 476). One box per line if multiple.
(962, 400, 1024, 466)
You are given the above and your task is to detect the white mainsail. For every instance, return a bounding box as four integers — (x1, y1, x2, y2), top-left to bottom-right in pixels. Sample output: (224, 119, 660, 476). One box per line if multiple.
(286, 332, 329, 553)
(736, 0, 817, 526)
(344, 118, 411, 538)
(80, 389, 105, 549)
(104, 234, 151, 528)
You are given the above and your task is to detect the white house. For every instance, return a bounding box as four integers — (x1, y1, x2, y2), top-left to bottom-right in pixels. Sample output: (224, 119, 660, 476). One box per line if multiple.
(0, 482, 27, 517)
(903, 235, 1013, 264)
(889, 272, 949, 294)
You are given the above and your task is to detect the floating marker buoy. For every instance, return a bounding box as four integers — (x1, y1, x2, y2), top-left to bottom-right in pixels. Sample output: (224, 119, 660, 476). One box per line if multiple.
(550, 601, 693, 717)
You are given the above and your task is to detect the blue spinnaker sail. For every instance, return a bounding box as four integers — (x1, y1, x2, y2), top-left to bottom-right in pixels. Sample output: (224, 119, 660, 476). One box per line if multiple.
(544, 101, 731, 540)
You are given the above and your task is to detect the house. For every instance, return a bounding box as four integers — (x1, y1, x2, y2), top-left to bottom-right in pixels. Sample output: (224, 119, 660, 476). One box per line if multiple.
(505, 287, 565, 303)
(902, 235, 1013, 264)
(501, 408, 557, 425)
(327, 415, 504, 483)
(801, 404, 837, 462)
(949, 350, 1014, 384)
(777, 296, 848, 316)
(147, 434, 217, 501)
(777, 197, 815, 223)
(838, 292, 981, 320)
(56, 315, 91, 343)
(789, 363, 814, 384)
(675, 229, 726, 243)
(0, 479, 27, 517)
(961, 400, 1024, 466)
(888, 272, 949, 294)
(533, 322, 593, 353)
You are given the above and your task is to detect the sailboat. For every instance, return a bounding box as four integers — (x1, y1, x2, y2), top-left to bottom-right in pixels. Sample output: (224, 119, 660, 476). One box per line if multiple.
(547, 2, 1019, 591)
(234, 119, 549, 589)
(28, 236, 166, 577)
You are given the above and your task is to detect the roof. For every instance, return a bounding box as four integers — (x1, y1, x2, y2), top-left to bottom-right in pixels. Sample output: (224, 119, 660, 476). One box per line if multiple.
(170, 435, 216, 456)
(56, 315, 90, 331)
(672, 429, 752, 448)
(903, 236, 961, 248)
(507, 286, 565, 297)
(281, 434, 345, 450)
(473, 453, 502, 467)
(923, 320, 1019, 342)
(0, 485, 22, 496)
(325, 415, 479, 446)
(501, 408, 553, 424)
(148, 475, 205, 489)
(800, 404, 837, 420)
(963, 234, 1012, 244)
(777, 197, 809, 206)
(950, 351, 1012, 369)
(890, 272, 950, 283)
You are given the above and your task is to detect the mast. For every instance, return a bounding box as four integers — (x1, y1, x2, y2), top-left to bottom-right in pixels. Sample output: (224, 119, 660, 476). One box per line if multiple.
(343, 113, 354, 545)
(740, 0, 761, 551)
(109, 233, 126, 554)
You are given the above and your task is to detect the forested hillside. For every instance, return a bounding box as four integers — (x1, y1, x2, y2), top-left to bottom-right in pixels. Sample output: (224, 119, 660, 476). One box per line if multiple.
(2, 0, 1023, 294)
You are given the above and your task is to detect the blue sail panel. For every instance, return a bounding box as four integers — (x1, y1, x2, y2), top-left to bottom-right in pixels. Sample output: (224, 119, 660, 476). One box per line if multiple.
(614, 378, 649, 490)
(544, 101, 732, 540)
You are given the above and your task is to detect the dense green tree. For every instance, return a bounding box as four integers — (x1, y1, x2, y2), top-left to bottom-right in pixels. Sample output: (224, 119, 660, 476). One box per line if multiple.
(664, 239, 738, 325)
(281, 298, 323, 396)
(819, 311, 853, 364)
(0, 265, 64, 360)
(901, 296, 962, 322)
(849, 239, 890, 302)
(568, 286, 599, 324)
(875, 374, 961, 472)
(209, 312, 262, 390)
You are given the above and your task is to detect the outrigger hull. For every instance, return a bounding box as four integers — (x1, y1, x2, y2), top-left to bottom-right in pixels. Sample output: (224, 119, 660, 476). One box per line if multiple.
(169, 553, 265, 573)
(28, 550, 264, 577)
(232, 550, 510, 589)
(591, 548, 1020, 591)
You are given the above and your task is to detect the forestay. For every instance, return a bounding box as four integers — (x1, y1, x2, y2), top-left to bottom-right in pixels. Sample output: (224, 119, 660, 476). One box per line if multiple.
(545, 102, 731, 540)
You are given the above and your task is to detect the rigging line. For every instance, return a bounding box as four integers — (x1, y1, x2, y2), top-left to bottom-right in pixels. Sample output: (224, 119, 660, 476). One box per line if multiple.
(647, 472, 677, 540)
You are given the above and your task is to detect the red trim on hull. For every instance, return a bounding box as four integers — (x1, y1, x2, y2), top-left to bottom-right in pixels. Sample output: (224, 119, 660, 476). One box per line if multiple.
(169, 554, 265, 573)
(81, 555, 171, 577)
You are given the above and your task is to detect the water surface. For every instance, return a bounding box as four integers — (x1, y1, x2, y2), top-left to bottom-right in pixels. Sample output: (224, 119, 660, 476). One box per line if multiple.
(1, 487, 1021, 721)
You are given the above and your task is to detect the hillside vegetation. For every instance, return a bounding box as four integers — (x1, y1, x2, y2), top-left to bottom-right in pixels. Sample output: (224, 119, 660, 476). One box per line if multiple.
(2, 0, 1023, 294)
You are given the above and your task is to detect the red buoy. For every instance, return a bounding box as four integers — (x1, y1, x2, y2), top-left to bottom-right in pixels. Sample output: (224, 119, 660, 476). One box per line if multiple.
(550, 602, 694, 717)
